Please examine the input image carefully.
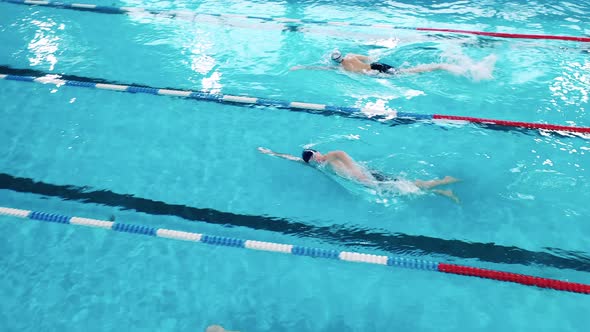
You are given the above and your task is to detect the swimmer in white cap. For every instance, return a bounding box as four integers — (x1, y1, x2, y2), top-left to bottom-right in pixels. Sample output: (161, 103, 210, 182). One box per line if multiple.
(291, 49, 467, 76)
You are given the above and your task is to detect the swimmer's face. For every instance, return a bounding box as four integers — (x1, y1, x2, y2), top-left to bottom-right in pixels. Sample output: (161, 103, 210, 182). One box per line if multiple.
(310, 151, 324, 163)
(302, 149, 323, 164)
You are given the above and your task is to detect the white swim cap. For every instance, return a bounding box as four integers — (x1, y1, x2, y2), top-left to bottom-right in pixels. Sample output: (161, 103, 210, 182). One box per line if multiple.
(331, 50, 343, 63)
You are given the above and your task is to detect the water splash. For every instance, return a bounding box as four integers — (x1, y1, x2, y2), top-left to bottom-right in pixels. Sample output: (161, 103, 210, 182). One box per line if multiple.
(440, 48, 498, 81)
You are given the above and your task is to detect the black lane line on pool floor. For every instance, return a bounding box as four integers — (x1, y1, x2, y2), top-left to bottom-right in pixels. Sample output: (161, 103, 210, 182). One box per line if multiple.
(0, 65, 578, 138)
(1, 172, 589, 273)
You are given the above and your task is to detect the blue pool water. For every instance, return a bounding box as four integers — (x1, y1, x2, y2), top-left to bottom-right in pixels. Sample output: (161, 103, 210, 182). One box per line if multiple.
(1, 0, 590, 331)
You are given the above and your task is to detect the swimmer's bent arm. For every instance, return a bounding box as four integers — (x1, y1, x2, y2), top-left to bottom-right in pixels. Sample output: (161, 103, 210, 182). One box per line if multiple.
(325, 151, 371, 183)
(325, 151, 354, 167)
(258, 147, 303, 162)
(347, 54, 372, 62)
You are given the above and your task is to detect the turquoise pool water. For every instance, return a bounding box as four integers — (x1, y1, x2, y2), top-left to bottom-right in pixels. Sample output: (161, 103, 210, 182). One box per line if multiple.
(0, 0, 589, 331)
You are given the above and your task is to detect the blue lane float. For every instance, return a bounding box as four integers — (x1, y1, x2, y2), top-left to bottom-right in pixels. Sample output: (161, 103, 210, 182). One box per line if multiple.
(0, 70, 423, 122)
(1, 206, 590, 294)
(2, 69, 590, 136)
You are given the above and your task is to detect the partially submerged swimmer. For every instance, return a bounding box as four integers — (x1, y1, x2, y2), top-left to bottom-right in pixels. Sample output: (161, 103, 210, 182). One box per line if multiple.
(290, 49, 464, 76)
(258, 147, 460, 202)
(330, 50, 401, 74)
(206, 325, 239, 332)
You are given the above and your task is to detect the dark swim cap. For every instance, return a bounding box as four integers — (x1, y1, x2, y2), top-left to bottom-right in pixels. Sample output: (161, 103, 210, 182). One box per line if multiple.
(302, 149, 317, 163)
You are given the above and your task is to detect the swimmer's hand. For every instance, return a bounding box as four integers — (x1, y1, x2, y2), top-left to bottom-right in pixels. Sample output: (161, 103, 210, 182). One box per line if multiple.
(258, 147, 303, 162)
(257, 147, 272, 154)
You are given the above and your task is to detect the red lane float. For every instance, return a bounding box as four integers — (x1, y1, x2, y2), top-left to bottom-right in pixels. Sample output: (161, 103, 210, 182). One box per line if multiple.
(439, 263, 590, 294)
(432, 114, 590, 134)
(417, 28, 590, 42)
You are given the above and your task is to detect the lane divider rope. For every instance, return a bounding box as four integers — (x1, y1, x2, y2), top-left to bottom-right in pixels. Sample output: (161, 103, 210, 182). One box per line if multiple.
(3, 0, 590, 42)
(1, 71, 589, 135)
(1, 206, 589, 294)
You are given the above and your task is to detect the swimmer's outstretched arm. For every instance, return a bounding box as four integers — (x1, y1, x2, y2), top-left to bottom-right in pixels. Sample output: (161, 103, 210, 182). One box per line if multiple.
(290, 65, 337, 71)
(258, 147, 303, 162)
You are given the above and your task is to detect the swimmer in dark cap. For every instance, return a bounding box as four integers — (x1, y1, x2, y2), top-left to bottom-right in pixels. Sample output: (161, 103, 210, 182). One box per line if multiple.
(258, 147, 460, 202)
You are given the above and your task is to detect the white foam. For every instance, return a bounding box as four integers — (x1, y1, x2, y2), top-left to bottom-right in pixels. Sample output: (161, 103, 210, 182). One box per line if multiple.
(440, 48, 497, 81)
(467, 54, 497, 81)
(370, 37, 400, 49)
(34, 76, 66, 85)
(359, 99, 397, 119)
(404, 89, 425, 99)
(517, 193, 535, 200)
